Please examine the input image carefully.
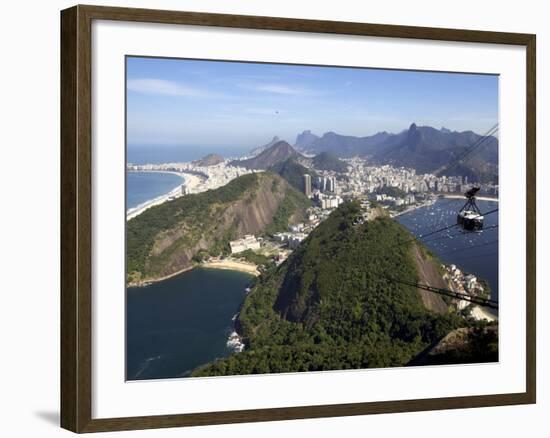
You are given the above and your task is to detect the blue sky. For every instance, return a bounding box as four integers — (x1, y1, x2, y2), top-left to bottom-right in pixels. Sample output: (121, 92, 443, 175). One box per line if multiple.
(127, 56, 498, 149)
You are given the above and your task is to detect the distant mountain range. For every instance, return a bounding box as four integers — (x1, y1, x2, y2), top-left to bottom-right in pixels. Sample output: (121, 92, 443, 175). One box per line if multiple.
(231, 124, 497, 181)
(231, 140, 304, 170)
(232, 140, 348, 175)
(295, 130, 391, 156)
(294, 124, 498, 182)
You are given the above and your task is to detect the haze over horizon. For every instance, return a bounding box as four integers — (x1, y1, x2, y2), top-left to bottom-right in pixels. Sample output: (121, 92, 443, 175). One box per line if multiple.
(127, 56, 498, 150)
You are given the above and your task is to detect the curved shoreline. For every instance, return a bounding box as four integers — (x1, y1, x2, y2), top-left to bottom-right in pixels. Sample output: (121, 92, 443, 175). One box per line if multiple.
(126, 171, 204, 221)
(127, 171, 186, 219)
(128, 260, 258, 288)
(201, 259, 260, 276)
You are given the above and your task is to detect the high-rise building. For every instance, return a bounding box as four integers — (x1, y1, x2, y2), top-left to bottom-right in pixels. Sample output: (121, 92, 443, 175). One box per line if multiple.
(326, 176, 336, 193)
(303, 174, 312, 197)
(321, 177, 328, 192)
(316, 176, 323, 190)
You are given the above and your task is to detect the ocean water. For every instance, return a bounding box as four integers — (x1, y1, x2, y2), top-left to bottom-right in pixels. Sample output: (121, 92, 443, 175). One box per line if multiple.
(396, 198, 499, 304)
(126, 172, 184, 210)
(127, 144, 252, 165)
(126, 268, 253, 380)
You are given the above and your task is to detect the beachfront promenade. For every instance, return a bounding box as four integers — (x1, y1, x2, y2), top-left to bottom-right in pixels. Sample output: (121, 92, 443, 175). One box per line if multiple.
(126, 162, 257, 220)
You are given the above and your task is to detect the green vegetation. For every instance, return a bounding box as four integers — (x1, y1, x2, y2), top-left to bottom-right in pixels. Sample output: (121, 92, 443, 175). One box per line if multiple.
(264, 187, 311, 236)
(192, 201, 475, 377)
(312, 151, 348, 173)
(375, 186, 407, 198)
(127, 172, 310, 283)
(410, 325, 498, 366)
(478, 279, 492, 300)
(127, 173, 259, 280)
(236, 249, 274, 269)
(268, 158, 318, 193)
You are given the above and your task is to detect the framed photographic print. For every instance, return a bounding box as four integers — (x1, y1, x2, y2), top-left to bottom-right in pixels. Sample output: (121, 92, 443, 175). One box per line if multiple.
(60, 4, 536, 433)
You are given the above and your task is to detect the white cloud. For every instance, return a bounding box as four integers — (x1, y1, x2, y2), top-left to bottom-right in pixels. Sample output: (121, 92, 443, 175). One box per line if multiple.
(237, 82, 309, 95)
(127, 78, 217, 98)
(254, 84, 304, 95)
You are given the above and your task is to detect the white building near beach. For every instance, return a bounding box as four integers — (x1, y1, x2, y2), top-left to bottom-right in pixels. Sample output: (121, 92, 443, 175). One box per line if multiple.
(229, 235, 261, 254)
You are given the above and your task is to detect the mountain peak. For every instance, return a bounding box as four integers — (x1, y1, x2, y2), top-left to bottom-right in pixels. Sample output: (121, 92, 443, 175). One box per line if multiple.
(409, 123, 418, 131)
(232, 140, 302, 170)
(268, 140, 294, 153)
(250, 135, 282, 157)
(295, 130, 320, 150)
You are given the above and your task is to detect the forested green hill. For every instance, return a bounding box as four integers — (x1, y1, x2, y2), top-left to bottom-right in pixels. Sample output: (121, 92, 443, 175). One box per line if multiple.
(127, 172, 310, 285)
(268, 158, 318, 193)
(192, 201, 484, 376)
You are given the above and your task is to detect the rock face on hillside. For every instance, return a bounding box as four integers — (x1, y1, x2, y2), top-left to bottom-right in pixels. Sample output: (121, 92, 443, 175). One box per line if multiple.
(192, 153, 224, 167)
(311, 151, 348, 173)
(250, 136, 281, 157)
(231, 141, 303, 170)
(268, 158, 318, 193)
(126, 173, 310, 285)
(410, 243, 448, 314)
(408, 326, 498, 365)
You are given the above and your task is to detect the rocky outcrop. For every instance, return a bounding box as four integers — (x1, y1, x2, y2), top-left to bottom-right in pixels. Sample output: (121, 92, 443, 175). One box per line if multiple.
(192, 153, 224, 167)
(127, 172, 309, 284)
(408, 325, 498, 365)
(410, 243, 449, 314)
(250, 136, 281, 157)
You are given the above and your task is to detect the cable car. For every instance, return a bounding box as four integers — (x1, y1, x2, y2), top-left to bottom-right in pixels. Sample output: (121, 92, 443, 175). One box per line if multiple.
(457, 187, 484, 231)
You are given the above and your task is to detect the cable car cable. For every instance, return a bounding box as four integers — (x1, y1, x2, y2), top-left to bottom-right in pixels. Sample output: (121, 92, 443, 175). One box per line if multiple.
(385, 277, 499, 309)
(393, 208, 498, 248)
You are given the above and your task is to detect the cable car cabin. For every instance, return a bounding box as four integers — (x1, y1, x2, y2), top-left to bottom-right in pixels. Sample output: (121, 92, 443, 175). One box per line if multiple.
(457, 186, 484, 231)
(457, 210, 484, 231)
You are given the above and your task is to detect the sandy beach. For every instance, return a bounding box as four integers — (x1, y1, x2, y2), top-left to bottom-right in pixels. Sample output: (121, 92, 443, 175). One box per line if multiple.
(128, 259, 258, 288)
(201, 259, 260, 276)
(471, 305, 498, 322)
(126, 171, 203, 221)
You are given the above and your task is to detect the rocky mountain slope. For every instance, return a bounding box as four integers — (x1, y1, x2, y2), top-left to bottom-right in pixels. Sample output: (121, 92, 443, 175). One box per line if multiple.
(126, 173, 310, 285)
(231, 140, 303, 170)
(311, 151, 348, 173)
(249, 136, 281, 157)
(268, 158, 318, 193)
(192, 153, 224, 167)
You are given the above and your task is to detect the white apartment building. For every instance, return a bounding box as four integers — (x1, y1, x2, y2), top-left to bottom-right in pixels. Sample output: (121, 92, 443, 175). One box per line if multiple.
(229, 235, 261, 254)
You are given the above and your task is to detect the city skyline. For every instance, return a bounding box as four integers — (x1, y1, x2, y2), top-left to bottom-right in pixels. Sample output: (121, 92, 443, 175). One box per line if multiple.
(126, 57, 499, 149)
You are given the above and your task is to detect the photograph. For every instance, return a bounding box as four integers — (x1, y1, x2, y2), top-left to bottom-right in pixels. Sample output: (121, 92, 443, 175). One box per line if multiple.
(125, 56, 500, 381)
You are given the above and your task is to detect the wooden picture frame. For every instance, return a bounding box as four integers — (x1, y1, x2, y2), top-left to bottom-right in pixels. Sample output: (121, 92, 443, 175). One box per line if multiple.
(61, 4, 536, 433)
